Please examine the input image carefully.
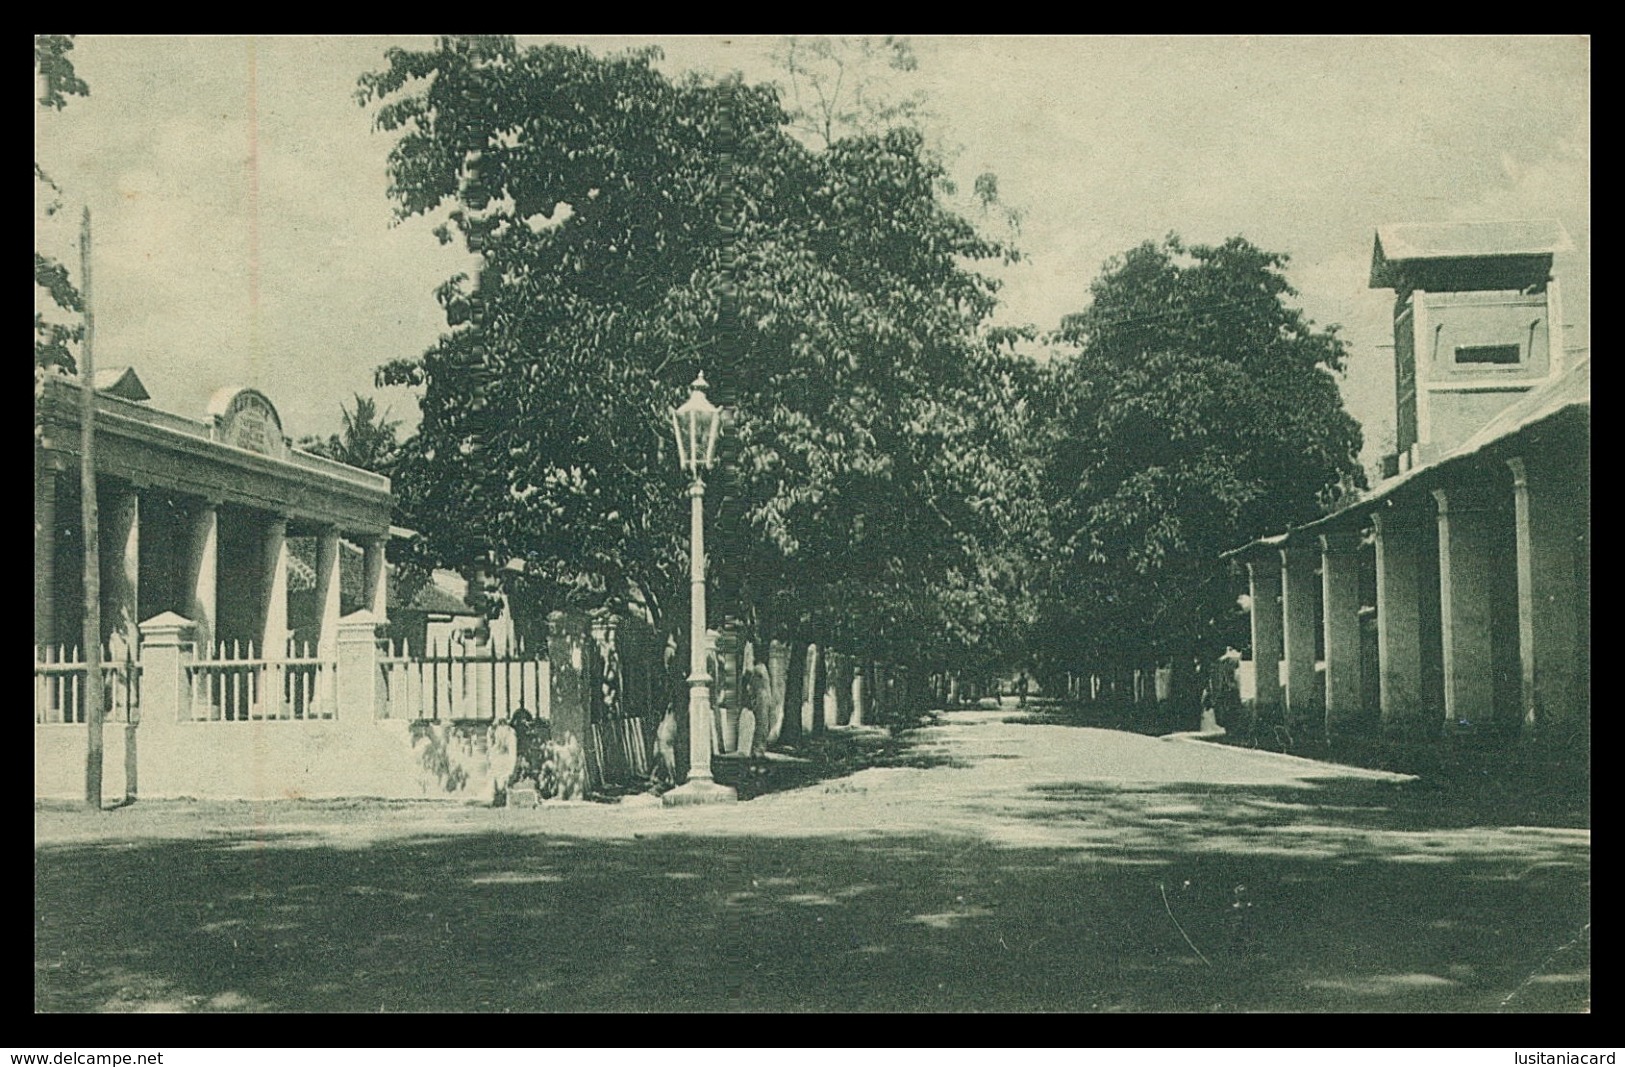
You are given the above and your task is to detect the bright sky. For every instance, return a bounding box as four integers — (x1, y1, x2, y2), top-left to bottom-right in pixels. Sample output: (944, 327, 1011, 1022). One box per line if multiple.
(35, 35, 1589, 476)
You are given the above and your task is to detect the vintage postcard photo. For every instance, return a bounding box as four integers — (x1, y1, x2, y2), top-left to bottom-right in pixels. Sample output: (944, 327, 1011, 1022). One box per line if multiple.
(34, 35, 1589, 1015)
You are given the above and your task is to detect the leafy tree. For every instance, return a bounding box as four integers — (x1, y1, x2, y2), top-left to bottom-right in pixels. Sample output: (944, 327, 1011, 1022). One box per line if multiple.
(299, 393, 403, 474)
(770, 35, 1023, 244)
(772, 35, 925, 149)
(359, 36, 1033, 667)
(35, 35, 89, 373)
(1040, 235, 1364, 692)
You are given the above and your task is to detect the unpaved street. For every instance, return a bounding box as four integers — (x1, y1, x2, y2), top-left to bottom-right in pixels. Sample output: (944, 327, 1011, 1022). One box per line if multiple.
(35, 708, 1590, 1012)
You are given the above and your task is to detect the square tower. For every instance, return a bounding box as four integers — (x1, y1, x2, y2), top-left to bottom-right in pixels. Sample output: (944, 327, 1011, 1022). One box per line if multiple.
(1370, 220, 1571, 475)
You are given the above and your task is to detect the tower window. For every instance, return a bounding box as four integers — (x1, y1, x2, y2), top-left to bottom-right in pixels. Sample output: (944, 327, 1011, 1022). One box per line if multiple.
(1454, 344, 1522, 365)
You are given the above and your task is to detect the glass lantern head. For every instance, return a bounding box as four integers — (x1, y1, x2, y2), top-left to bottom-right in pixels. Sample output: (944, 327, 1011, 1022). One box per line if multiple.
(671, 372, 722, 474)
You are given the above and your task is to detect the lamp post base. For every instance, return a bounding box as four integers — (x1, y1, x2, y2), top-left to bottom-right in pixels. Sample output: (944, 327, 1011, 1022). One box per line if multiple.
(662, 778, 738, 807)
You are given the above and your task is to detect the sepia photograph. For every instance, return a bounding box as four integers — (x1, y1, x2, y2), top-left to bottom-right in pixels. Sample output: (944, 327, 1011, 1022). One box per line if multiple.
(34, 35, 1589, 1014)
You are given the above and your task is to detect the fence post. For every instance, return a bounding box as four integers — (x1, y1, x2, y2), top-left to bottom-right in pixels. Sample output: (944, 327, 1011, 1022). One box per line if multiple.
(135, 612, 195, 798)
(336, 611, 383, 722)
(137, 612, 194, 725)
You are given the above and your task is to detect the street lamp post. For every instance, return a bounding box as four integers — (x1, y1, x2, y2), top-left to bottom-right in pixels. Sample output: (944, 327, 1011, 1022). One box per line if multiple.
(663, 372, 737, 806)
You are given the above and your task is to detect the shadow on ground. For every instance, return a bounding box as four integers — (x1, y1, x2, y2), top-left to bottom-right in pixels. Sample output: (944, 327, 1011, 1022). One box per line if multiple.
(37, 786, 1589, 1013)
(1007, 700, 1590, 832)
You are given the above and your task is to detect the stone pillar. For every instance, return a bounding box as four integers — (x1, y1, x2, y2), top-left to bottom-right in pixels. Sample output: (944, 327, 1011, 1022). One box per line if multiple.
(137, 612, 194, 727)
(765, 639, 792, 743)
(851, 660, 868, 726)
(362, 536, 389, 622)
(828, 650, 852, 727)
(133, 612, 197, 798)
(1507, 456, 1583, 736)
(185, 501, 219, 651)
(1320, 531, 1365, 735)
(548, 610, 599, 788)
(825, 646, 838, 727)
(1280, 544, 1323, 729)
(714, 627, 742, 753)
(35, 466, 57, 647)
(804, 644, 823, 733)
(313, 526, 342, 658)
(1373, 510, 1427, 731)
(1433, 487, 1498, 729)
(335, 611, 383, 722)
(1247, 555, 1284, 721)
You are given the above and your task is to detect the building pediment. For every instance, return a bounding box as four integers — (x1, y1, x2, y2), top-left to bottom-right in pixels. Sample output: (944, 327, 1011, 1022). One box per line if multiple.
(207, 386, 289, 459)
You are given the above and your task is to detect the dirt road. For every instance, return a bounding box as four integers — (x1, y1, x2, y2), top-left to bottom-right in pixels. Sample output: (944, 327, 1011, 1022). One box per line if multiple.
(35, 707, 1590, 1012)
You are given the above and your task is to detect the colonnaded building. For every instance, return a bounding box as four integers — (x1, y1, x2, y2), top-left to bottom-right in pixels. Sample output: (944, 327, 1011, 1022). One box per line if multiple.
(34, 371, 701, 803)
(1227, 220, 1589, 748)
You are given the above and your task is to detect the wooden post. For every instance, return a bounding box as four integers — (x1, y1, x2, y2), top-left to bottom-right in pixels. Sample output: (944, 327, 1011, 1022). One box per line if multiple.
(79, 208, 103, 811)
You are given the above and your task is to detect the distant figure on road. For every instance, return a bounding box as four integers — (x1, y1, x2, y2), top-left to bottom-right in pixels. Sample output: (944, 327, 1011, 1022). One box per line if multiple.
(1209, 647, 1242, 730)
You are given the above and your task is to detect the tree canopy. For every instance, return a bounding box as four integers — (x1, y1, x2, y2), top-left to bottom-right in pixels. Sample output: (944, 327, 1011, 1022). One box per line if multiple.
(1036, 234, 1365, 679)
(299, 394, 403, 475)
(360, 36, 1036, 665)
(35, 35, 89, 373)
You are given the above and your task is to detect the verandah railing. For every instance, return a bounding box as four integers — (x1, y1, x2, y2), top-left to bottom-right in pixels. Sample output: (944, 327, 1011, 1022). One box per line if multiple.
(34, 644, 140, 725)
(376, 635, 550, 722)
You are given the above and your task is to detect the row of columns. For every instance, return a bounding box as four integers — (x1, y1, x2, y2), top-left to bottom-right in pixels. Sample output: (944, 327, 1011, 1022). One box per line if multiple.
(1246, 451, 1584, 739)
(35, 473, 388, 661)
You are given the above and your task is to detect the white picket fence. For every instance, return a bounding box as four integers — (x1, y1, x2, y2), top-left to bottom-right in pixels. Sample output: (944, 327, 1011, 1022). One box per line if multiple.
(36, 636, 552, 726)
(184, 640, 334, 722)
(376, 636, 549, 722)
(33, 644, 140, 725)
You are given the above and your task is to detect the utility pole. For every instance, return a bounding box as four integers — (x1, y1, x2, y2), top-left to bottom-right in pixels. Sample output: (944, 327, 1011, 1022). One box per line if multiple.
(79, 206, 103, 811)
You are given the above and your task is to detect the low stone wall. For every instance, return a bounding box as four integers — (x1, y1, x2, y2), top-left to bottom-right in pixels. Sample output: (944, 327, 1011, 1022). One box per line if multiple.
(35, 723, 135, 802)
(35, 707, 586, 803)
(34, 717, 515, 802)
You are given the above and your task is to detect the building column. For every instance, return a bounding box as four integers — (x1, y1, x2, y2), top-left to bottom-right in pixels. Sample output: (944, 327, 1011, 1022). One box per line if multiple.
(1433, 487, 1497, 729)
(103, 486, 141, 723)
(1319, 531, 1364, 735)
(1247, 555, 1283, 720)
(35, 466, 57, 647)
(262, 516, 290, 658)
(185, 501, 219, 652)
(1280, 544, 1322, 727)
(104, 486, 141, 662)
(1373, 510, 1427, 731)
(1507, 456, 1583, 736)
(362, 535, 389, 621)
(313, 526, 342, 658)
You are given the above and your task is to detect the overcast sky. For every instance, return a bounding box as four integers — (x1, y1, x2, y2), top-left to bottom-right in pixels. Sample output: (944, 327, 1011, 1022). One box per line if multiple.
(35, 35, 1590, 476)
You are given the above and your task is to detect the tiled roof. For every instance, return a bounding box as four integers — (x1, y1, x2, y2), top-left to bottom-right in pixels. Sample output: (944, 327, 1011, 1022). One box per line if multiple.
(91, 366, 150, 401)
